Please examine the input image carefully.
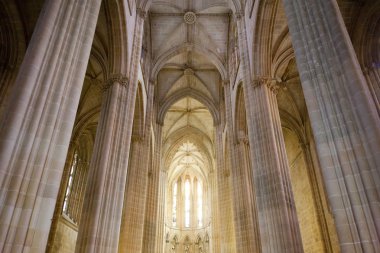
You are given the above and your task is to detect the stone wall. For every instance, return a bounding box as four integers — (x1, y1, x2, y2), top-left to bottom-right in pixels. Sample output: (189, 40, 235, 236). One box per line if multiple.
(283, 128, 325, 253)
(49, 218, 78, 253)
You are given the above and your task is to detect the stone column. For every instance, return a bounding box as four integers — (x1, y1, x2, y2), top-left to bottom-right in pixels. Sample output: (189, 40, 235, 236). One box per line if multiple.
(118, 137, 149, 253)
(74, 76, 134, 253)
(142, 122, 164, 253)
(155, 168, 168, 253)
(0, 0, 101, 252)
(75, 7, 145, 252)
(248, 78, 304, 253)
(223, 81, 261, 253)
(119, 80, 155, 253)
(236, 13, 304, 252)
(209, 170, 220, 253)
(282, 0, 380, 251)
(215, 124, 236, 252)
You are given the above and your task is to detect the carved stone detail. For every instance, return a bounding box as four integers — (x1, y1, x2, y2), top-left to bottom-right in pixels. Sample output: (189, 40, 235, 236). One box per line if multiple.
(252, 76, 280, 94)
(184, 12, 196, 24)
(103, 74, 129, 91)
(184, 68, 194, 76)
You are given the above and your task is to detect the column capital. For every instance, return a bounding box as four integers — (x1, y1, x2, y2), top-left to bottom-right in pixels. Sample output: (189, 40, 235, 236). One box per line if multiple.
(252, 76, 280, 94)
(103, 73, 129, 91)
(235, 12, 244, 20)
(222, 80, 230, 86)
(149, 78, 157, 86)
(237, 136, 249, 145)
(137, 8, 147, 20)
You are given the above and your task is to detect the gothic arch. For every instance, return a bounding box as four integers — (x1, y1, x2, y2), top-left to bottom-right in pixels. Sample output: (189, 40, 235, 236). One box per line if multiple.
(132, 82, 145, 138)
(163, 128, 214, 178)
(104, 0, 130, 74)
(234, 83, 248, 141)
(352, 1, 380, 67)
(251, 0, 281, 77)
(0, 1, 26, 116)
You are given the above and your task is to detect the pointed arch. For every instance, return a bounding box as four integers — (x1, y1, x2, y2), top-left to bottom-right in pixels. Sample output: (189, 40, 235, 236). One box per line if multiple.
(104, 0, 129, 74)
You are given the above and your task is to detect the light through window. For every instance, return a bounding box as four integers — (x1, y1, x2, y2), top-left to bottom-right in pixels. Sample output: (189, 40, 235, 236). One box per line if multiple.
(172, 182, 177, 226)
(62, 151, 78, 216)
(185, 179, 191, 227)
(197, 181, 203, 227)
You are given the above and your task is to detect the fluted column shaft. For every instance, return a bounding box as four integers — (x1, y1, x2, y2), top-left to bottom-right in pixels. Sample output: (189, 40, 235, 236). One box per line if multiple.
(215, 124, 236, 252)
(236, 15, 304, 252)
(209, 170, 220, 253)
(155, 166, 167, 253)
(0, 0, 101, 252)
(282, 0, 380, 251)
(118, 138, 149, 252)
(75, 78, 135, 253)
(223, 82, 261, 253)
(142, 123, 164, 253)
(75, 8, 145, 252)
(119, 81, 155, 253)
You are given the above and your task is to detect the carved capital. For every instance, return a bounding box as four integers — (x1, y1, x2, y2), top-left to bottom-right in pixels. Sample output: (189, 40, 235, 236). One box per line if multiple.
(235, 12, 244, 20)
(252, 76, 280, 94)
(149, 78, 157, 86)
(137, 8, 147, 20)
(222, 80, 229, 86)
(103, 74, 129, 91)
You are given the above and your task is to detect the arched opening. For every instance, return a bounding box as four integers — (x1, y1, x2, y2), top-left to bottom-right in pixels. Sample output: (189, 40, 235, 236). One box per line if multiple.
(162, 97, 215, 253)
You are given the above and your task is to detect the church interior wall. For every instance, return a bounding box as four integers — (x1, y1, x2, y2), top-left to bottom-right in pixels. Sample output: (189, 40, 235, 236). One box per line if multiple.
(0, 0, 379, 252)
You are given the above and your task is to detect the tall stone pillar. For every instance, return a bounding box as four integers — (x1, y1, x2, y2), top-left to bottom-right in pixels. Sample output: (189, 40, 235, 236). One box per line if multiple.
(0, 0, 101, 252)
(119, 80, 155, 253)
(75, 76, 134, 253)
(223, 81, 261, 253)
(142, 84, 164, 253)
(75, 7, 145, 252)
(282, 0, 380, 251)
(118, 137, 149, 253)
(236, 15, 304, 252)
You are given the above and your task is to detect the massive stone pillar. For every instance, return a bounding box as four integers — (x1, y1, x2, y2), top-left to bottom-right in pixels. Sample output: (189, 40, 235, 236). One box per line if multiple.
(223, 82, 261, 253)
(0, 0, 101, 252)
(236, 15, 304, 253)
(282, 0, 380, 251)
(74, 75, 133, 253)
(75, 7, 146, 252)
(118, 138, 149, 253)
(119, 81, 155, 253)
